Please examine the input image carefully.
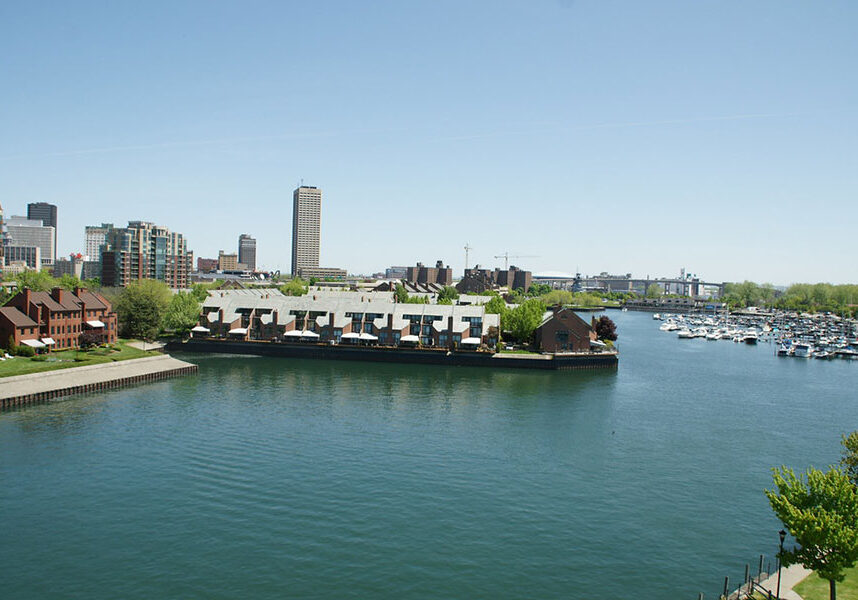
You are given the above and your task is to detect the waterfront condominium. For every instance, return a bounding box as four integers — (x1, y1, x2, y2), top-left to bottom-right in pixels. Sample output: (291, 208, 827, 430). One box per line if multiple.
(291, 185, 321, 277)
(238, 234, 257, 271)
(27, 202, 58, 263)
(100, 221, 193, 288)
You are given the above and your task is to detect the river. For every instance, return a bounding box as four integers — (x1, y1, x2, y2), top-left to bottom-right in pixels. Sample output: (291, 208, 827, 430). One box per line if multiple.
(1, 310, 856, 599)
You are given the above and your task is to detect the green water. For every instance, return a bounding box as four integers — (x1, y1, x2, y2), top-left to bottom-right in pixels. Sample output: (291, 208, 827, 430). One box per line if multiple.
(1, 311, 856, 599)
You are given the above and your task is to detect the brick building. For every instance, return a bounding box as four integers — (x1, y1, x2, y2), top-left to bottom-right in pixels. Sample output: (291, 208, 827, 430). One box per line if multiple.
(0, 306, 41, 349)
(533, 308, 596, 353)
(405, 260, 453, 286)
(1, 287, 118, 351)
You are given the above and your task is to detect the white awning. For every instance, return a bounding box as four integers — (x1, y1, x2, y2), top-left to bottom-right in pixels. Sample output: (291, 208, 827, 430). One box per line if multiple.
(22, 339, 46, 348)
(359, 332, 378, 340)
(590, 339, 607, 348)
(340, 332, 360, 339)
(41, 337, 56, 345)
(86, 320, 105, 328)
(284, 330, 304, 337)
(400, 335, 419, 343)
(461, 337, 482, 345)
(190, 326, 210, 333)
(228, 328, 248, 335)
(301, 330, 320, 338)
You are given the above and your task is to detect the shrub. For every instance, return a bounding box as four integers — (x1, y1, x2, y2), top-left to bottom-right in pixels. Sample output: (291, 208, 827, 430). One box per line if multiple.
(31, 355, 48, 362)
(15, 345, 35, 357)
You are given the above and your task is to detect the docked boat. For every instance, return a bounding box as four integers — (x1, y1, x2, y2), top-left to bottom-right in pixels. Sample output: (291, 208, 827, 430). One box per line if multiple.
(743, 332, 758, 345)
(776, 343, 791, 357)
(677, 329, 694, 339)
(793, 343, 813, 358)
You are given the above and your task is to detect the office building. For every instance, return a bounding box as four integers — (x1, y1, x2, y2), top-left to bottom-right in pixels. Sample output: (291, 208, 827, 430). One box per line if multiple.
(5, 216, 55, 268)
(197, 257, 218, 273)
(101, 221, 192, 288)
(27, 203, 58, 263)
(218, 251, 239, 271)
(291, 185, 321, 276)
(238, 234, 257, 271)
(5, 246, 42, 270)
(85, 223, 114, 259)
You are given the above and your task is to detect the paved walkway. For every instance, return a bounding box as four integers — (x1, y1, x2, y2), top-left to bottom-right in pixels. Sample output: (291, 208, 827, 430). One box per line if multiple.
(0, 355, 196, 400)
(756, 564, 812, 600)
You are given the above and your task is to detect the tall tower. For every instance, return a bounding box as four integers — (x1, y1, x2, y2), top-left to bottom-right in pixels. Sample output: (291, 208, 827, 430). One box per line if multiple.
(0, 201, 5, 268)
(238, 233, 257, 271)
(27, 202, 58, 263)
(291, 185, 321, 277)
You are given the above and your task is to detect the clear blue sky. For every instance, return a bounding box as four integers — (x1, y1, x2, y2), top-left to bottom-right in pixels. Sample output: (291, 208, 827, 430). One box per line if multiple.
(2, 1, 856, 284)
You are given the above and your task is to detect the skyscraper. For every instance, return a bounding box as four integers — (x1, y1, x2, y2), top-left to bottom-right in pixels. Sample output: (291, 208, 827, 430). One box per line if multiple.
(238, 234, 257, 271)
(291, 186, 321, 277)
(27, 202, 58, 263)
(0, 201, 5, 268)
(85, 223, 114, 259)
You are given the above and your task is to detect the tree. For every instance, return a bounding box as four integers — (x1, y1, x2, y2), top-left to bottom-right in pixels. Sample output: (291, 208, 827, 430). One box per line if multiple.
(393, 284, 409, 303)
(502, 298, 546, 344)
(438, 285, 459, 303)
(279, 278, 308, 297)
(163, 292, 202, 334)
(190, 283, 210, 302)
(527, 283, 552, 297)
(484, 295, 508, 316)
(57, 273, 84, 290)
(115, 279, 172, 340)
(594, 315, 618, 341)
(542, 290, 574, 306)
(766, 466, 858, 600)
(842, 432, 858, 488)
(646, 283, 662, 299)
(15, 269, 57, 292)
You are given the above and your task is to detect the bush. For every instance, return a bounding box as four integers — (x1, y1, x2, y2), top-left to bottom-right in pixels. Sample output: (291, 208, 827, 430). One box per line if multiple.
(31, 355, 48, 362)
(15, 345, 35, 357)
(496, 341, 505, 352)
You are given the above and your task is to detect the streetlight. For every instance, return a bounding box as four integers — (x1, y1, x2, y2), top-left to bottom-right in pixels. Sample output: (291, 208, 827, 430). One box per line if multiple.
(777, 529, 787, 599)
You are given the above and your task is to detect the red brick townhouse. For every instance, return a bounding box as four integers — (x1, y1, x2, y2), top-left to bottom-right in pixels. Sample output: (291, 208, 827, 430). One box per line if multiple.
(0, 306, 41, 350)
(0, 287, 118, 351)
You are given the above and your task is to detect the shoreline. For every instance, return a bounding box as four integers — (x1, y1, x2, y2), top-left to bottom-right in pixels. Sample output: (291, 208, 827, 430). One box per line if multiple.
(0, 354, 199, 410)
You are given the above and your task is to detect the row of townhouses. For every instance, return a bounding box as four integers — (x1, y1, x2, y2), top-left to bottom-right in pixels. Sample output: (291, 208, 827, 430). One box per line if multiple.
(194, 290, 501, 348)
(0, 287, 118, 351)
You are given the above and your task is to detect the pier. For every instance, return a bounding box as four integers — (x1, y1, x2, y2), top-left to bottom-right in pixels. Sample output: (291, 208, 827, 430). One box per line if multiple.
(0, 355, 199, 410)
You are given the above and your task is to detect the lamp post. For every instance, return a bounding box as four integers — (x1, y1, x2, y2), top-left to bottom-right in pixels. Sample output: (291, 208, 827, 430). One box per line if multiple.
(777, 529, 786, 599)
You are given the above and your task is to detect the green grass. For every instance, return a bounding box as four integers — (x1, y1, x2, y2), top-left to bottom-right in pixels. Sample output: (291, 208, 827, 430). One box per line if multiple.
(795, 566, 858, 600)
(0, 340, 159, 378)
(498, 348, 540, 354)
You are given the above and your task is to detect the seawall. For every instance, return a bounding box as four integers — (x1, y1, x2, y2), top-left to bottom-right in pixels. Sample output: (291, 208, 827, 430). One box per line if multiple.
(169, 339, 618, 371)
(0, 355, 199, 410)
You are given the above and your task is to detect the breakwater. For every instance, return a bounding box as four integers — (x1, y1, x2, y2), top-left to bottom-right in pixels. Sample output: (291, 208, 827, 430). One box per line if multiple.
(170, 339, 618, 370)
(0, 355, 199, 410)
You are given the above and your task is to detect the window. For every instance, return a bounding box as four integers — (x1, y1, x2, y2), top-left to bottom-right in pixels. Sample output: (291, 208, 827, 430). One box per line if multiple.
(439, 334, 448, 345)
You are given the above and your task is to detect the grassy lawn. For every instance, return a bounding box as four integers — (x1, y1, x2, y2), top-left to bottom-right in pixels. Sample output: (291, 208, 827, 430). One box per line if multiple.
(498, 348, 540, 354)
(0, 340, 159, 379)
(795, 566, 858, 600)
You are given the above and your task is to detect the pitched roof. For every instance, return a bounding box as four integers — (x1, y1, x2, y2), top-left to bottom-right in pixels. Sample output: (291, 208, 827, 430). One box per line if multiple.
(75, 290, 109, 310)
(0, 306, 38, 328)
(29, 291, 82, 311)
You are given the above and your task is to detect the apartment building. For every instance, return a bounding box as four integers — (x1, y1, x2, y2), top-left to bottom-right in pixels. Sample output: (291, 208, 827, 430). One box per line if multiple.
(101, 221, 192, 287)
(291, 186, 321, 276)
(405, 260, 453, 286)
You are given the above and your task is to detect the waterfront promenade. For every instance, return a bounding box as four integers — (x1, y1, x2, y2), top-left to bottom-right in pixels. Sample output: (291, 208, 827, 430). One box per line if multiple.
(0, 355, 198, 409)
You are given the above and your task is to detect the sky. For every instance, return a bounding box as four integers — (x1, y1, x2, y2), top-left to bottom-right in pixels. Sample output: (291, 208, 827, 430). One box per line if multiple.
(1, 1, 856, 285)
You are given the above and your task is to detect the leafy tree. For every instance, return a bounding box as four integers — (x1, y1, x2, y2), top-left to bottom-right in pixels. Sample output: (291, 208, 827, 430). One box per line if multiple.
(542, 290, 574, 306)
(527, 283, 552, 297)
(502, 298, 546, 344)
(594, 315, 618, 341)
(646, 283, 662, 299)
(438, 297, 453, 305)
(84, 277, 101, 288)
(15, 269, 57, 292)
(190, 283, 210, 302)
(438, 286, 459, 303)
(484, 295, 508, 316)
(842, 432, 858, 488)
(766, 466, 858, 600)
(115, 279, 172, 340)
(163, 292, 202, 334)
(393, 283, 409, 303)
(279, 278, 308, 297)
(57, 274, 84, 290)
(309, 277, 319, 285)
(573, 292, 603, 308)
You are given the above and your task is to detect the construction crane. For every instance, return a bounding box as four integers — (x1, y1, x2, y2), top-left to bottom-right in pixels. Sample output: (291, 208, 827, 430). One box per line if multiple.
(494, 252, 539, 270)
(464, 243, 473, 270)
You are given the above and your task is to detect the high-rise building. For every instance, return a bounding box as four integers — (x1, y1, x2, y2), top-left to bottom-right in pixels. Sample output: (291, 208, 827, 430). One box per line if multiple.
(291, 186, 321, 276)
(27, 203, 58, 263)
(218, 251, 238, 271)
(101, 221, 192, 288)
(85, 223, 114, 260)
(0, 201, 5, 268)
(238, 234, 257, 271)
(5, 216, 55, 268)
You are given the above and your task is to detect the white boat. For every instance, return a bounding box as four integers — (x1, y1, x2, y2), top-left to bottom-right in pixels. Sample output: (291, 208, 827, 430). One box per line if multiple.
(706, 331, 721, 340)
(743, 332, 758, 345)
(793, 343, 812, 358)
(677, 329, 694, 339)
(653, 313, 661, 320)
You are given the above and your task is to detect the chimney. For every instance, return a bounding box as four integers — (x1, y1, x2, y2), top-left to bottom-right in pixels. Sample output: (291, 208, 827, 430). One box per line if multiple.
(51, 287, 64, 304)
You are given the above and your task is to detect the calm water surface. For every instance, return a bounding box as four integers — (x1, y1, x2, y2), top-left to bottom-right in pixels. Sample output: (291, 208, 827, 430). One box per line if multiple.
(2, 311, 856, 599)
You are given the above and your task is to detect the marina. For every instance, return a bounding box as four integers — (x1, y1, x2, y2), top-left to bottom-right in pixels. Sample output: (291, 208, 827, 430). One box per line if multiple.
(654, 310, 858, 360)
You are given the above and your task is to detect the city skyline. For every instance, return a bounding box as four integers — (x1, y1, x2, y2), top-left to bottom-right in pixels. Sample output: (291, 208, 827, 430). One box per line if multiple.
(1, 2, 857, 284)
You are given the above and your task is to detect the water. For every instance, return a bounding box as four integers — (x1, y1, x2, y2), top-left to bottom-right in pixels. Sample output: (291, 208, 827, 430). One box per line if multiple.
(2, 310, 856, 599)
